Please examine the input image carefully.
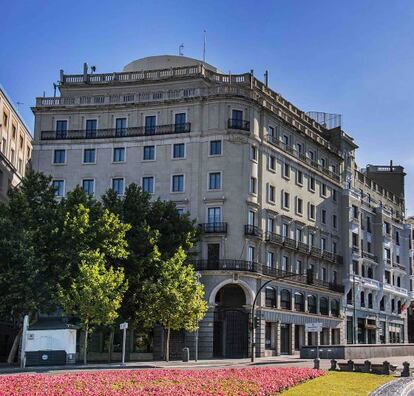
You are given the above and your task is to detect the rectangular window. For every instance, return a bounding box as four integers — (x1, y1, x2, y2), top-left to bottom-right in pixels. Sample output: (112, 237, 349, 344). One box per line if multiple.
(115, 118, 127, 136)
(367, 216, 372, 233)
(112, 178, 124, 195)
(321, 209, 327, 224)
(52, 180, 64, 197)
(209, 140, 222, 156)
(282, 223, 289, 238)
(53, 149, 66, 164)
(283, 134, 289, 146)
(250, 177, 257, 194)
(267, 217, 274, 233)
(296, 197, 303, 215)
(352, 205, 359, 219)
(296, 228, 303, 242)
(309, 176, 315, 192)
(82, 179, 95, 196)
(320, 158, 326, 168)
(281, 256, 289, 271)
(332, 214, 337, 228)
(268, 126, 275, 137)
(268, 184, 275, 203)
(296, 143, 303, 154)
(296, 259, 303, 274)
(173, 143, 185, 159)
(296, 170, 303, 185)
(396, 231, 400, 245)
(352, 233, 359, 247)
(266, 251, 274, 267)
(142, 176, 154, 194)
(332, 241, 337, 254)
(145, 115, 156, 134)
(113, 147, 125, 162)
(209, 172, 221, 190)
(174, 113, 186, 132)
(321, 183, 327, 197)
(282, 191, 290, 209)
(332, 189, 337, 202)
(308, 150, 315, 161)
(384, 222, 391, 234)
(231, 109, 243, 128)
(143, 145, 155, 160)
(283, 163, 290, 179)
(208, 207, 222, 223)
(172, 175, 184, 192)
(56, 120, 68, 138)
(83, 149, 96, 163)
(248, 210, 256, 226)
(321, 237, 327, 251)
(250, 145, 258, 161)
(247, 246, 255, 262)
(85, 119, 97, 138)
(268, 155, 276, 171)
(309, 203, 316, 220)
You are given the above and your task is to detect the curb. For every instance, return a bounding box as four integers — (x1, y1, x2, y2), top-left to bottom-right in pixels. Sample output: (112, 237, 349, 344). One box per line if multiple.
(370, 377, 414, 396)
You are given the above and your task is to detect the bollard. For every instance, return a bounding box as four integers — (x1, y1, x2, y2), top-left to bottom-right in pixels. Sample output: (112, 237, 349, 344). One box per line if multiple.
(182, 347, 189, 362)
(363, 360, 372, 373)
(402, 361, 410, 377)
(330, 359, 337, 371)
(314, 358, 320, 369)
(347, 359, 354, 372)
(382, 361, 390, 375)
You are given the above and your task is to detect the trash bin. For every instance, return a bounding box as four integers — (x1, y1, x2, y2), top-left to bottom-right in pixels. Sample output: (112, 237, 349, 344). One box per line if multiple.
(182, 347, 189, 362)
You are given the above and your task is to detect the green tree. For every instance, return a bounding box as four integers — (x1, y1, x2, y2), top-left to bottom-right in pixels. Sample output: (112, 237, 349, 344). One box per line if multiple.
(146, 247, 208, 361)
(57, 250, 127, 364)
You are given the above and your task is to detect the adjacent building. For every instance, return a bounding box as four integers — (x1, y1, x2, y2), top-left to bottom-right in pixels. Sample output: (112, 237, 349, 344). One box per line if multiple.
(31, 55, 412, 360)
(0, 85, 32, 201)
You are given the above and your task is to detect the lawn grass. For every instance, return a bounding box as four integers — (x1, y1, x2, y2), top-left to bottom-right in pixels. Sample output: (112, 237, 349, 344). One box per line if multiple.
(282, 371, 394, 396)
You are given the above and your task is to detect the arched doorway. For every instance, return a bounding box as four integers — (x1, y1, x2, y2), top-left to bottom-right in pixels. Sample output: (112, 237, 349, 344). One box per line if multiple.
(213, 284, 248, 358)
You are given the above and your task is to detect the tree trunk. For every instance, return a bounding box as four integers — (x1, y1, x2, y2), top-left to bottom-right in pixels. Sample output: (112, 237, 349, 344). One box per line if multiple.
(165, 327, 170, 362)
(83, 325, 88, 365)
(108, 328, 114, 363)
(7, 328, 22, 365)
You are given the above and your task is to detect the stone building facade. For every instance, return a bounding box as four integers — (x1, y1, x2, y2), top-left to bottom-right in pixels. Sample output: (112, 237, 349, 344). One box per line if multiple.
(31, 55, 412, 359)
(0, 84, 32, 201)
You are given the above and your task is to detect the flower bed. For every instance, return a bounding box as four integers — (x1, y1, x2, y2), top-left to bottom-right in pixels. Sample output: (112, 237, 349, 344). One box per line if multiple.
(0, 367, 324, 395)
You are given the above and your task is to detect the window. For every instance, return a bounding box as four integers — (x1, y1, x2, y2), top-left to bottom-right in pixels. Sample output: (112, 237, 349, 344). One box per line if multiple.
(296, 197, 303, 215)
(384, 221, 391, 234)
(250, 145, 258, 161)
(282, 223, 289, 238)
(231, 109, 243, 128)
(268, 155, 276, 171)
(294, 292, 305, 312)
(282, 134, 289, 146)
(143, 145, 155, 161)
(10, 149, 15, 165)
(296, 142, 303, 154)
(247, 245, 255, 262)
(282, 191, 290, 209)
(321, 237, 327, 251)
(352, 233, 359, 248)
(352, 205, 359, 219)
(280, 289, 291, 310)
(320, 158, 326, 168)
(347, 290, 353, 305)
(321, 266, 327, 280)
(115, 118, 127, 136)
(174, 113, 186, 132)
(308, 150, 315, 161)
(53, 149, 66, 164)
(19, 136, 23, 149)
(142, 176, 154, 194)
(396, 231, 400, 245)
(267, 217, 274, 233)
(283, 163, 290, 179)
(265, 287, 277, 308)
(360, 291, 366, 307)
(209, 172, 221, 190)
(52, 180, 64, 197)
(112, 178, 124, 195)
(209, 140, 222, 156)
(367, 216, 372, 233)
(296, 228, 303, 242)
(208, 207, 221, 223)
(1, 138, 6, 154)
(321, 183, 327, 197)
(248, 210, 256, 226)
(82, 179, 95, 196)
(268, 184, 275, 203)
(308, 295, 317, 314)
(250, 177, 257, 194)
(173, 143, 185, 159)
(113, 147, 125, 162)
(331, 300, 340, 317)
(268, 126, 275, 137)
(85, 119, 97, 138)
(145, 115, 156, 134)
(309, 176, 315, 192)
(12, 125, 16, 139)
(309, 203, 316, 220)
(56, 120, 68, 138)
(332, 214, 337, 228)
(380, 297, 385, 311)
(321, 209, 327, 224)
(281, 255, 289, 271)
(296, 170, 303, 185)
(296, 259, 303, 274)
(3, 113, 8, 126)
(266, 251, 274, 267)
(320, 297, 329, 315)
(172, 175, 184, 192)
(368, 293, 373, 309)
(83, 149, 96, 164)
(332, 241, 337, 254)
(332, 189, 337, 202)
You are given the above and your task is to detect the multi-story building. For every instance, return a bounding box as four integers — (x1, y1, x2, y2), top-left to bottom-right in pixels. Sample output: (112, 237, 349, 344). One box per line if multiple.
(0, 85, 32, 201)
(31, 55, 411, 360)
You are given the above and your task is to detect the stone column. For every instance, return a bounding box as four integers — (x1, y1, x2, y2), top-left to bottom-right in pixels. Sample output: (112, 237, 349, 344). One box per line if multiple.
(328, 327, 332, 346)
(304, 330, 309, 346)
(257, 318, 266, 357)
(384, 321, 390, 344)
(275, 321, 281, 356)
(289, 324, 295, 355)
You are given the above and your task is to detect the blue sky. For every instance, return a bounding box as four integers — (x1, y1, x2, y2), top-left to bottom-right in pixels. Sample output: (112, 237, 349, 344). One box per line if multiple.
(1, 0, 414, 212)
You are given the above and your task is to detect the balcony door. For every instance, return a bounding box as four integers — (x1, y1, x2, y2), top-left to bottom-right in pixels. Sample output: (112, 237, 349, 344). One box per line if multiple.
(86, 119, 97, 138)
(145, 115, 156, 134)
(207, 243, 220, 264)
(115, 118, 127, 136)
(207, 207, 221, 232)
(232, 109, 243, 128)
(174, 113, 186, 133)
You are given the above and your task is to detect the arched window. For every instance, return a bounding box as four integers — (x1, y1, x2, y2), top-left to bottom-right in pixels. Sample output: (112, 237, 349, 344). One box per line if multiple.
(368, 293, 373, 309)
(294, 292, 304, 312)
(280, 289, 291, 310)
(360, 291, 365, 307)
(265, 287, 277, 308)
(380, 296, 385, 311)
(347, 289, 353, 305)
(320, 297, 329, 315)
(331, 299, 340, 317)
(308, 295, 317, 314)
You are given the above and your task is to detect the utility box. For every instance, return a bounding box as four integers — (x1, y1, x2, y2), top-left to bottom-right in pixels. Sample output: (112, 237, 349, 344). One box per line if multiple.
(25, 318, 78, 366)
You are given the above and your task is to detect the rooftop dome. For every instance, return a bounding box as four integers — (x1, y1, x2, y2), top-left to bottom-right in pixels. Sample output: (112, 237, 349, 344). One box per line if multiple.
(123, 55, 220, 73)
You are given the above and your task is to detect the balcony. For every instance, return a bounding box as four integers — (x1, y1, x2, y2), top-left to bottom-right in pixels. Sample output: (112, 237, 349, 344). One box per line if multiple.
(40, 123, 191, 141)
(352, 246, 360, 255)
(199, 222, 228, 234)
(283, 237, 297, 250)
(191, 259, 344, 293)
(265, 231, 283, 246)
(244, 225, 263, 238)
(310, 246, 322, 258)
(228, 118, 250, 131)
(362, 251, 378, 263)
(383, 283, 408, 297)
(297, 241, 309, 254)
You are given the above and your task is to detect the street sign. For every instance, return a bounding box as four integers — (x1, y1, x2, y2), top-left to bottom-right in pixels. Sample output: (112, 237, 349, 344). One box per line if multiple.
(120, 322, 128, 330)
(305, 323, 322, 333)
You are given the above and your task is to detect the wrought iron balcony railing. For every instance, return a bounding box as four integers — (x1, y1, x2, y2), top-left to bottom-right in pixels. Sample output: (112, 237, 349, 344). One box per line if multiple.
(227, 118, 250, 131)
(265, 231, 283, 245)
(40, 123, 191, 140)
(199, 222, 228, 234)
(244, 225, 263, 238)
(362, 251, 378, 262)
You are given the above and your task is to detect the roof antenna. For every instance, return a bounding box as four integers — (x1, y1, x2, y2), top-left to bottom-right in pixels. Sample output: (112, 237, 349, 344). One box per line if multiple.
(179, 44, 184, 56)
(203, 30, 206, 62)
